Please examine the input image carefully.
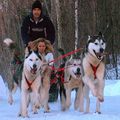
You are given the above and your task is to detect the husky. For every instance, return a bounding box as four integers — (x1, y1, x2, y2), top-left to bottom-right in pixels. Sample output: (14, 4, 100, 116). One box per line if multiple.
(3, 38, 23, 105)
(82, 32, 106, 114)
(39, 64, 51, 112)
(19, 50, 43, 117)
(60, 54, 84, 112)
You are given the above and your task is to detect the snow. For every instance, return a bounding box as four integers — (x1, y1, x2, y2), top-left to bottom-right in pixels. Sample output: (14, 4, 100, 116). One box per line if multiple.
(0, 75, 120, 120)
(0, 76, 6, 99)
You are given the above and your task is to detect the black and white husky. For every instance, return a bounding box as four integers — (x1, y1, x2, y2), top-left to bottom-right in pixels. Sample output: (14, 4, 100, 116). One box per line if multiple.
(82, 32, 106, 114)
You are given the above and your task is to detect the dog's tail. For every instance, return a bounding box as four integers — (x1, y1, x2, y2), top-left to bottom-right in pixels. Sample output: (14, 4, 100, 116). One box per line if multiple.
(3, 38, 16, 50)
(3, 38, 22, 59)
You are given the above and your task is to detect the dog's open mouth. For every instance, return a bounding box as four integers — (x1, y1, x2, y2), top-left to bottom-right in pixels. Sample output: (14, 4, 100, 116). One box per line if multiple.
(30, 67, 37, 74)
(93, 50, 104, 60)
(74, 72, 81, 78)
(73, 67, 81, 78)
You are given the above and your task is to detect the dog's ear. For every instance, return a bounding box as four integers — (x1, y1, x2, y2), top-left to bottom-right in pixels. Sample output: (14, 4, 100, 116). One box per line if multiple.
(69, 55, 73, 61)
(38, 54, 43, 61)
(34, 50, 42, 60)
(66, 60, 72, 66)
(85, 36, 91, 52)
(25, 47, 32, 58)
(88, 35, 91, 41)
(98, 32, 104, 37)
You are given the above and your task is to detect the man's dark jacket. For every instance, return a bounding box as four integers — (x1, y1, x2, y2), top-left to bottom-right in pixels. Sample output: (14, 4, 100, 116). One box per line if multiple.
(21, 15, 55, 45)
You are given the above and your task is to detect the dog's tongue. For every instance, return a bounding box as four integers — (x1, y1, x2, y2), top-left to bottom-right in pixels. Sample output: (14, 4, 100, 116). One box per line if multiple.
(96, 52, 102, 56)
(31, 68, 37, 74)
(96, 52, 103, 59)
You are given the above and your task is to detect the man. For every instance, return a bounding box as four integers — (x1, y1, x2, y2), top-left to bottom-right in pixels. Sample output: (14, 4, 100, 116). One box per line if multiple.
(21, 0, 55, 48)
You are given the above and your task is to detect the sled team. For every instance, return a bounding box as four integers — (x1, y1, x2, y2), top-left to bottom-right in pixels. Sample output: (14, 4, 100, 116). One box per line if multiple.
(4, 31, 106, 117)
(3, 0, 106, 118)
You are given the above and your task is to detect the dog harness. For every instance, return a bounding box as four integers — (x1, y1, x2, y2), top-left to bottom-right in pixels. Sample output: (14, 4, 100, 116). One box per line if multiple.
(24, 75, 35, 92)
(90, 64, 100, 79)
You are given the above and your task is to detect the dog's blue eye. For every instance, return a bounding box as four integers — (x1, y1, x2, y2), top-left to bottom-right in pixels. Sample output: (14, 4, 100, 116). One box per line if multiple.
(95, 43, 98, 45)
(101, 42, 104, 45)
(36, 58, 38, 61)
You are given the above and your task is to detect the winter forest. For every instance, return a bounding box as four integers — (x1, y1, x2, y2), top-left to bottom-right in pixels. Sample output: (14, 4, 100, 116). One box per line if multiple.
(0, 0, 120, 82)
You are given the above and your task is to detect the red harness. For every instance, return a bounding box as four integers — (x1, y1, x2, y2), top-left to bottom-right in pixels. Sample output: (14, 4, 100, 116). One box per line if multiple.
(90, 64, 99, 79)
(24, 75, 35, 91)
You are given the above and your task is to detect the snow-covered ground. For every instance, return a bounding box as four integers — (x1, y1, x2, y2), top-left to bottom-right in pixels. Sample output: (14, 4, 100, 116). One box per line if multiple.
(0, 76, 120, 120)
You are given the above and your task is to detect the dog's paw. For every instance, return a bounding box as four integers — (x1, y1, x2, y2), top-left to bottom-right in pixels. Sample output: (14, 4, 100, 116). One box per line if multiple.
(44, 105, 50, 113)
(95, 111, 101, 114)
(8, 99, 13, 105)
(20, 114, 29, 118)
(98, 97, 104, 102)
(44, 110, 50, 113)
(18, 113, 21, 117)
(20, 111, 29, 118)
(61, 107, 66, 111)
(33, 111, 38, 114)
(98, 95, 104, 102)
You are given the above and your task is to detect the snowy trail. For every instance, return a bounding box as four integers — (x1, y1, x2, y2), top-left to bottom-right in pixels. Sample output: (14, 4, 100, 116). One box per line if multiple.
(0, 76, 120, 120)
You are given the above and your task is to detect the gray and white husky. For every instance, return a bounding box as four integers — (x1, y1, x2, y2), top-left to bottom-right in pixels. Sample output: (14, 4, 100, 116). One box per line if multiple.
(3, 38, 22, 105)
(19, 50, 43, 117)
(82, 32, 106, 114)
(60, 55, 84, 112)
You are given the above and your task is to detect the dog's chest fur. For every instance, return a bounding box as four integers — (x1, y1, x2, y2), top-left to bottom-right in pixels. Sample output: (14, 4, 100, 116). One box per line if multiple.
(64, 77, 82, 90)
(83, 53, 105, 79)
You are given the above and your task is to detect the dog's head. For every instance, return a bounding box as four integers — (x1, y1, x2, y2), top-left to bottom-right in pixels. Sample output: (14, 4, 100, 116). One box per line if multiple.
(24, 51, 43, 74)
(69, 59, 82, 76)
(86, 32, 106, 60)
(65, 57, 82, 80)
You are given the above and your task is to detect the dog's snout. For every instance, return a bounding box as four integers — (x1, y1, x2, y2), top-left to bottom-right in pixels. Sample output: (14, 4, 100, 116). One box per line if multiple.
(75, 67, 81, 76)
(33, 64, 37, 68)
(77, 68, 80, 73)
(100, 48, 104, 53)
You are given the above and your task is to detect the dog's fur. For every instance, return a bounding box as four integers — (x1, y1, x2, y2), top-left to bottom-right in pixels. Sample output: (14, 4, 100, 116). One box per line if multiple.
(60, 55, 84, 112)
(82, 32, 106, 113)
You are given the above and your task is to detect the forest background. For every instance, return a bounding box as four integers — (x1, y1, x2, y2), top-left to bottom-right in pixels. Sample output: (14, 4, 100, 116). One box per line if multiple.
(0, 0, 120, 85)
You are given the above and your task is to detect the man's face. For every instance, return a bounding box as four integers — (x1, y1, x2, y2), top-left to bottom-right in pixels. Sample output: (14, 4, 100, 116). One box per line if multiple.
(32, 8, 41, 18)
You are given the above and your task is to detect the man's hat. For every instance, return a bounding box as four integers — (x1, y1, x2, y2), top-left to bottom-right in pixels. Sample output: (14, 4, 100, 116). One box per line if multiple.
(32, 0, 42, 10)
